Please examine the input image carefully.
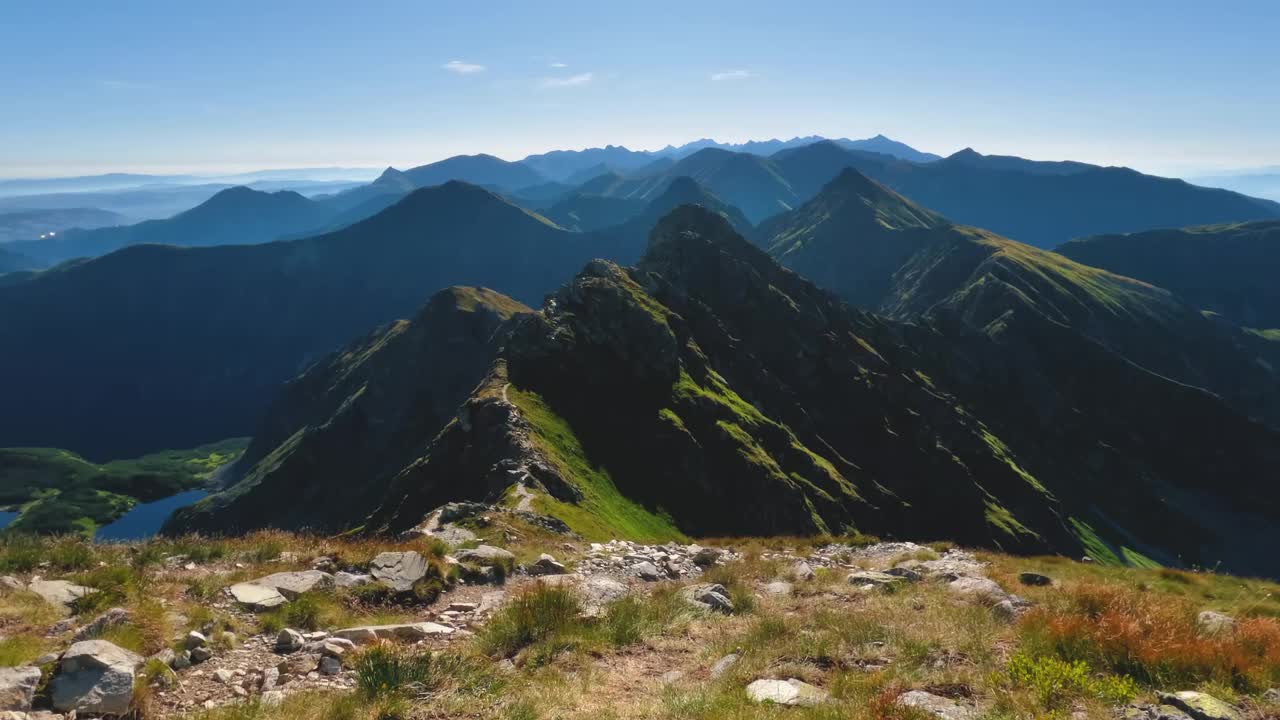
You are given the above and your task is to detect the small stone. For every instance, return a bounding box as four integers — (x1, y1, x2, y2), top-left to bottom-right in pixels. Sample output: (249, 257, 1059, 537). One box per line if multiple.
(318, 657, 341, 676)
(790, 561, 815, 581)
(1196, 611, 1235, 636)
(1263, 688, 1280, 704)
(232, 686, 248, 697)
(261, 667, 280, 692)
(275, 629, 304, 653)
(185, 631, 208, 650)
(189, 647, 213, 664)
(763, 581, 793, 596)
(633, 562, 662, 581)
(526, 554, 566, 576)
(447, 602, 479, 612)
(1158, 691, 1242, 720)
(895, 690, 977, 720)
(279, 654, 319, 677)
(453, 545, 515, 567)
(885, 566, 923, 581)
(692, 547, 723, 567)
(847, 570, 904, 587)
(1018, 572, 1052, 586)
(171, 651, 192, 670)
(680, 583, 734, 613)
(745, 678, 828, 707)
(213, 669, 235, 684)
(710, 653, 739, 678)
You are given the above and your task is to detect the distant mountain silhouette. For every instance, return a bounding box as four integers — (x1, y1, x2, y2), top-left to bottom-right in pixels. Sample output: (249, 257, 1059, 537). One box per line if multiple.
(519, 146, 658, 182)
(402, 153, 546, 190)
(0, 245, 33, 274)
(7, 187, 338, 267)
(1058, 219, 1280, 329)
(0, 208, 128, 243)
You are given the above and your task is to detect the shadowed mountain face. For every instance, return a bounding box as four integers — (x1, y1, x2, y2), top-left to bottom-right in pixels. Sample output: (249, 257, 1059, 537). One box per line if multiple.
(172, 206, 1280, 576)
(769, 142, 1280, 247)
(1057, 220, 1280, 330)
(758, 168, 1280, 428)
(165, 287, 531, 535)
(0, 183, 602, 460)
(0, 245, 34, 274)
(6, 187, 338, 267)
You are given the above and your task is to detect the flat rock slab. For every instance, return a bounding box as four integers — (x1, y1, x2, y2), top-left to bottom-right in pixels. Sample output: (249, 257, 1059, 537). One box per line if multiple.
(251, 570, 334, 599)
(1159, 691, 1242, 720)
(896, 690, 978, 720)
(332, 622, 455, 645)
(49, 640, 143, 716)
(227, 582, 287, 611)
(847, 570, 905, 587)
(369, 551, 429, 592)
(27, 579, 91, 608)
(0, 667, 42, 711)
(746, 678, 828, 707)
(454, 545, 515, 567)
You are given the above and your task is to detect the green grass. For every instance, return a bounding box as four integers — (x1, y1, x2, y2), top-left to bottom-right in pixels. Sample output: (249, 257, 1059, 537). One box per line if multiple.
(508, 388, 684, 543)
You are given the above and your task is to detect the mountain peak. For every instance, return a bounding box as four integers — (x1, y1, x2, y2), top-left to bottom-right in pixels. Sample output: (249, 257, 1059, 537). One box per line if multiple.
(947, 147, 984, 162)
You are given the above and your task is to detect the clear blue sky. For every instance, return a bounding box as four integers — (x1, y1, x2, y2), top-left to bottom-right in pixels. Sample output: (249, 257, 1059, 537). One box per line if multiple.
(2, 0, 1277, 178)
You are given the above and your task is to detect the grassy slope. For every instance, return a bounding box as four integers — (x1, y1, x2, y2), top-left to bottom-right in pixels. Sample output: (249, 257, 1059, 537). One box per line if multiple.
(0, 439, 247, 536)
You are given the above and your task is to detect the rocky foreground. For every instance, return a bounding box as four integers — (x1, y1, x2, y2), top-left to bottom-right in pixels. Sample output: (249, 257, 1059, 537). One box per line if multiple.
(0, 507, 1277, 719)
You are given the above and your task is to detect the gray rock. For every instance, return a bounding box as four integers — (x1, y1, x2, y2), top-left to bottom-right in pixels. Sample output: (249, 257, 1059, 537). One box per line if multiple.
(577, 576, 628, 616)
(49, 640, 143, 715)
(279, 653, 319, 676)
(692, 548, 723, 567)
(1123, 703, 1195, 720)
(189, 646, 213, 664)
(0, 667, 42, 711)
(526, 554, 566, 576)
(847, 570, 905, 588)
(261, 666, 280, 692)
(0, 576, 23, 592)
(1018, 572, 1052, 586)
(895, 690, 977, 720)
(947, 576, 1007, 602)
(71, 607, 131, 642)
(227, 582, 286, 611)
(275, 629, 305, 653)
(1157, 691, 1242, 720)
(32, 653, 59, 667)
(680, 583, 734, 613)
(212, 668, 235, 684)
(763, 581, 793, 596)
(885, 566, 923, 582)
(453, 545, 515, 567)
(633, 561, 662, 581)
(27, 580, 91, 608)
(332, 623, 454, 644)
(1263, 688, 1280, 704)
(1196, 611, 1235, 636)
(333, 572, 373, 588)
(710, 653, 739, 678)
(184, 631, 208, 650)
(369, 551, 430, 592)
(251, 571, 334, 599)
(170, 651, 192, 670)
(318, 657, 342, 675)
(745, 678, 828, 707)
(261, 690, 284, 707)
(790, 561, 815, 582)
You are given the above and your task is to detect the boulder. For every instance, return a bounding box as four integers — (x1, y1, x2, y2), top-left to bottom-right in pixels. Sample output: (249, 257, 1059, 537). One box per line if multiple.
(680, 583, 734, 613)
(885, 566, 923, 582)
(0, 667, 42, 711)
(895, 690, 977, 720)
(527, 554, 567, 576)
(454, 545, 515, 567)
(745, 678, 828, 707)
(0, 576, 23, 592)
(279, 653, 319, 676)
(227, 582, 286, 611)
(578, 576, 629, 616)
(1196, 611, 1235, 636)
(332, 622, 454, 644)
(1158, 691, 1242, 720)
(275, 628, 305, 653)
(319, 656, 342, 675)
(947, 576, 1007, 603)
(790, 561, 815, 582)
(184, 631, 207, 650)
(49, 640, 143, 715)
(369, 551, 430, 592)
(251, 570, 334, 599)
(27, 580, 91, 608)
(189, 646, 213, 664)
(1018, 572, 1052, 586)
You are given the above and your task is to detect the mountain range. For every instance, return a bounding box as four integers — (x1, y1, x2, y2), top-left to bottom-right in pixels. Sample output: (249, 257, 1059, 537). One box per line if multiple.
(166, 200, 1280, 576)
(1057, 220, 1280, 331)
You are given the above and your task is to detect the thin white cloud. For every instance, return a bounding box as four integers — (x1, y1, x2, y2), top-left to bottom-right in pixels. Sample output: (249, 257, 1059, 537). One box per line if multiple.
(442, 60, 485, 74)
(549, 62, 568, 68)
(711, 70, 757, 81)
(541, 72, 593, 88)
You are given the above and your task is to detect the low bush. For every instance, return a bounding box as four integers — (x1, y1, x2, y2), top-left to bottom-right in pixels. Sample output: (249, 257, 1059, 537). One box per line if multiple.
(477, 584, 580, 658)
(354, 645, 433, 699)
(999, 651, 1137, 708)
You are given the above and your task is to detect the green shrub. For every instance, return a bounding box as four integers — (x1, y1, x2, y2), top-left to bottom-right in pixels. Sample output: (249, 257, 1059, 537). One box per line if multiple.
(1001, 652, 1138, 708)
(0, 635, 46, 666)
(477, 584, 580, 658)
(258, 593, 341, 633)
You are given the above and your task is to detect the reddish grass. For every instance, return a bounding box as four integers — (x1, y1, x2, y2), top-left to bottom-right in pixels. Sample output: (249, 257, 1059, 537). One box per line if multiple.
(1019, 583, 1280, 692)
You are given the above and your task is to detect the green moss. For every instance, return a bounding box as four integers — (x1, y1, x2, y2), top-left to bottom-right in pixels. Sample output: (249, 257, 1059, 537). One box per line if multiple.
(1068, 517, 1160, 569)
(507, 388, 684, 543)
(984, 500, 1037, 541)
(980, 430, 1050, 495)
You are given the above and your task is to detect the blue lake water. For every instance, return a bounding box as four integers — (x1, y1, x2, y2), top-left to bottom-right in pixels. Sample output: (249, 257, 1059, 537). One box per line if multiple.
(0, 511, 17, 530)
(95, 490, 209, 542)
